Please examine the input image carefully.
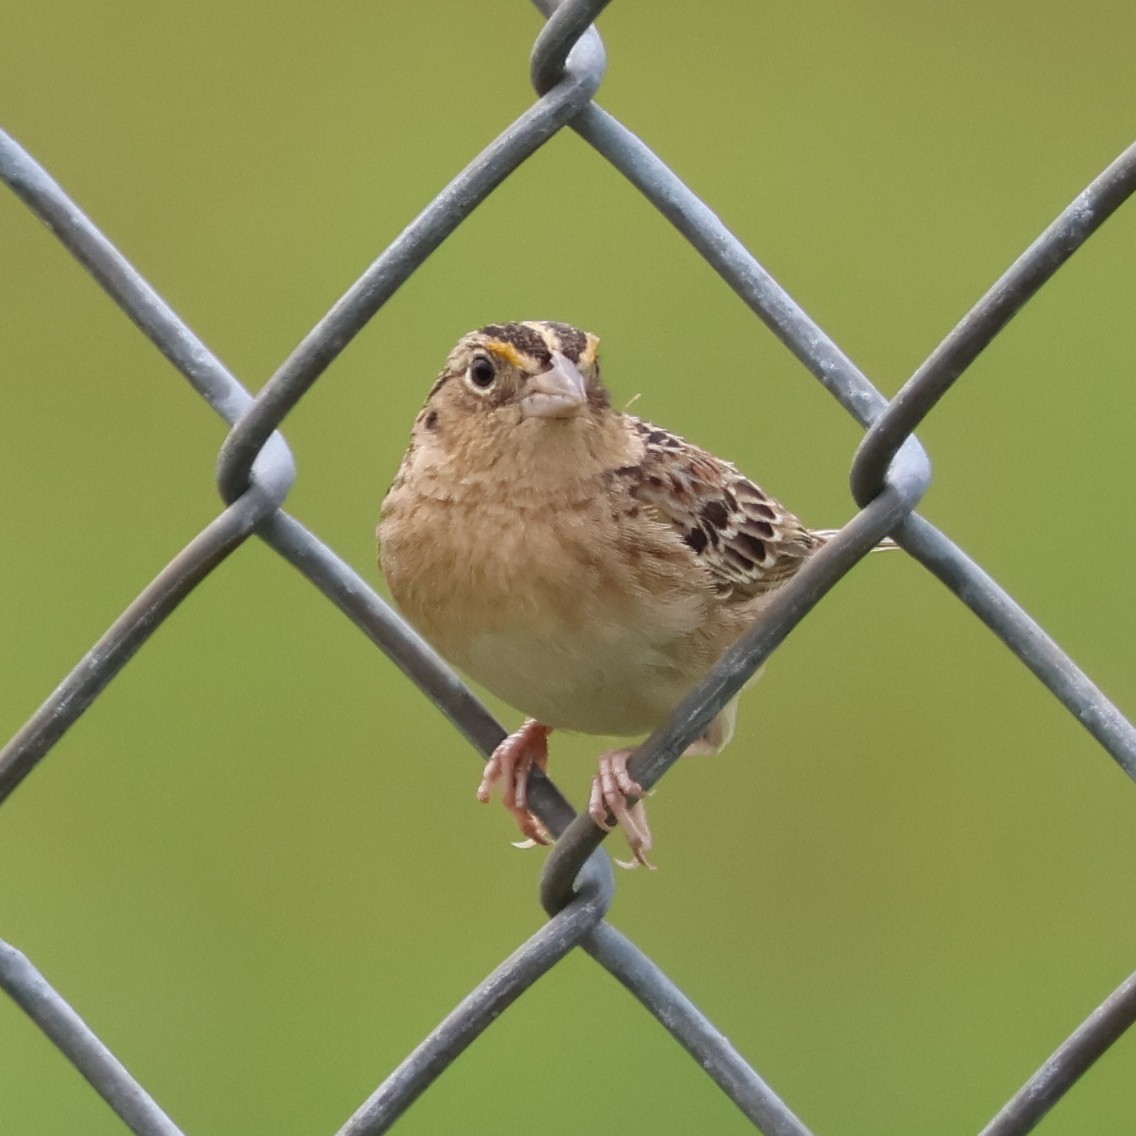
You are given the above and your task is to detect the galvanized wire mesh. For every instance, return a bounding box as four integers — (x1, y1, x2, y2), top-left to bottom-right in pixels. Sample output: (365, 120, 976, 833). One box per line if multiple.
(3, 2, 1136, 1133)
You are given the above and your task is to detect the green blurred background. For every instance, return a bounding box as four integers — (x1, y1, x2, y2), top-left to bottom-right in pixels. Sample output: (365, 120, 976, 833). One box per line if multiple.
(3, 2, 1136, 1133)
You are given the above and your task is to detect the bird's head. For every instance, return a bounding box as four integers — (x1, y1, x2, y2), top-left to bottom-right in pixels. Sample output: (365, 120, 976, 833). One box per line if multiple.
(419, 320, 607, 428)
(399, 321, 631, 488)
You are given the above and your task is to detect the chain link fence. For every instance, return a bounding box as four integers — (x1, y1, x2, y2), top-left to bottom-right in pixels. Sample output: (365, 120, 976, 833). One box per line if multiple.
(3, 1, 1136, 1133)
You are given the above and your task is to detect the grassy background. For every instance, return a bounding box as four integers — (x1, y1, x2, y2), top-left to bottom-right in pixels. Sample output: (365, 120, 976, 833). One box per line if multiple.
(3, 2, 1136, 1133)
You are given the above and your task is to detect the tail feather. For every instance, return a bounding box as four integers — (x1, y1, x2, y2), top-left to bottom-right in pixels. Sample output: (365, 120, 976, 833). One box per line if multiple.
(813, 529, 900, 551)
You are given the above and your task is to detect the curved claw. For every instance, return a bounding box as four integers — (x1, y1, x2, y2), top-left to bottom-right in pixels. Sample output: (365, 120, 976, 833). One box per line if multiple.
(478, 719, 553, 845)
(589, 749, 656, 869)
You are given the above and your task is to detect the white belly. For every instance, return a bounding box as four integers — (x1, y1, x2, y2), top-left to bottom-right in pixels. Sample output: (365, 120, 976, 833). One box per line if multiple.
(463, 625, 697, 737)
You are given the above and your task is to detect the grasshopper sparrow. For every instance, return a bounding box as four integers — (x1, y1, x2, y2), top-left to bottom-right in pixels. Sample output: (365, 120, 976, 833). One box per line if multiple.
(378, 321, 830, 867)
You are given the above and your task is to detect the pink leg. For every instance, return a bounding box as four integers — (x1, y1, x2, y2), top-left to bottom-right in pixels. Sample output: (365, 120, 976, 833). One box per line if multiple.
(477, 719, 553, 845)
(588, 748, 655, 869)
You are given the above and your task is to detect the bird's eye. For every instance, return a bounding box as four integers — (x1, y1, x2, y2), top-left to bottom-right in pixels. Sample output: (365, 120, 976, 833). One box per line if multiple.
(467, 355, 497, 390)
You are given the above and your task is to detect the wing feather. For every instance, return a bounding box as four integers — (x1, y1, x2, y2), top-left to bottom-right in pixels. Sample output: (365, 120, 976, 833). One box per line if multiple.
(610, 418, 822, 600)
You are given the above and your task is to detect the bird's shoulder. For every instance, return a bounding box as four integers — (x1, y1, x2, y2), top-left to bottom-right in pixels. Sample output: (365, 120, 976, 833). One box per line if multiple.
(604, 415, 822, 600)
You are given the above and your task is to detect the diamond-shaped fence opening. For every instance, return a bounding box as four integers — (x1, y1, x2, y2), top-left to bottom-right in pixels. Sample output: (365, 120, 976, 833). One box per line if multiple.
(3, 2, 1136, 1134)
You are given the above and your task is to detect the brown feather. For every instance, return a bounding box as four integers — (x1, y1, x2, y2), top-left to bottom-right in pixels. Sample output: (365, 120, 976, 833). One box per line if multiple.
(608, 418, 823, 600)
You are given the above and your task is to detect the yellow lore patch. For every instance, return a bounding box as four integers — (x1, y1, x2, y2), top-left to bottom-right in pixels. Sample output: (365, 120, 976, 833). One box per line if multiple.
(485, 339, 527, 368)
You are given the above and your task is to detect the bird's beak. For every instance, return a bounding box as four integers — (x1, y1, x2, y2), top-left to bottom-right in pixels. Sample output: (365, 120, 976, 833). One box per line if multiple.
(519, 352, 588, 419)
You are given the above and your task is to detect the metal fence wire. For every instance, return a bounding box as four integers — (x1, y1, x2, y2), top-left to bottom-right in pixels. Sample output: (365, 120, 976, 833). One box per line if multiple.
(3, 1, 1136, 1133)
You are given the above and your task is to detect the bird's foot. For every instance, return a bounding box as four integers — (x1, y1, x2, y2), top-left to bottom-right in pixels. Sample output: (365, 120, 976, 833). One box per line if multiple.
(588, 748, 656, 870)
(477, 719, 553, 845)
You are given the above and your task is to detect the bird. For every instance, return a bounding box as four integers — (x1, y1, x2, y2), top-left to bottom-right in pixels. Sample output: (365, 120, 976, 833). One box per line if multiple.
(378, 320, 867, 867)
